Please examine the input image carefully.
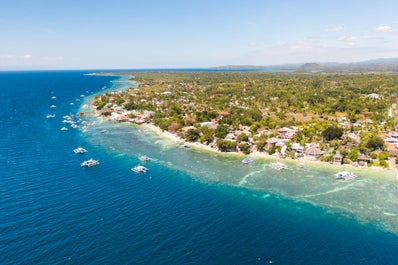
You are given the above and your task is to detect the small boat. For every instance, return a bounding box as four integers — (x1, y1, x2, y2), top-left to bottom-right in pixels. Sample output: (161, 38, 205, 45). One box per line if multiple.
(73, 147, 87, 154)
(46, 114, 55, 119)
(51, 96, 57, 99)
(335, 171, 357, 180)
(81, 158, 99, 167)
(60, 127, 68, 131)
(270, 162, 288, 170)
(180, 143, 190, 149)
(50, 105, 56, 108)
(241, 157, 254, 164)
(132, 165, 148, 173)
(139, 155, 151, 162)
(298, 163, 304, 168)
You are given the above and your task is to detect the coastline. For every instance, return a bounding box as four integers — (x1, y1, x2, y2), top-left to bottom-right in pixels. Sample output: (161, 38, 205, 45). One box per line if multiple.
(139, 122, 396, 179)
(85, 73, 398, 179)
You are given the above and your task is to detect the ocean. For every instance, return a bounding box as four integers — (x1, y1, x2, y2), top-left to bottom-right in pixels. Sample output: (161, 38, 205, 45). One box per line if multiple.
(1, 70, 398, 264)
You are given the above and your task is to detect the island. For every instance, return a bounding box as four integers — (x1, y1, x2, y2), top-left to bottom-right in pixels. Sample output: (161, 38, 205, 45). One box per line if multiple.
(89, 72, 398, 170)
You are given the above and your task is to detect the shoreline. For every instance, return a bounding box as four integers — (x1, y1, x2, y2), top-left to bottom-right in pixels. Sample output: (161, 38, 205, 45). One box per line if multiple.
(139, 122, 396, 178)
(85, 73, 397, 178)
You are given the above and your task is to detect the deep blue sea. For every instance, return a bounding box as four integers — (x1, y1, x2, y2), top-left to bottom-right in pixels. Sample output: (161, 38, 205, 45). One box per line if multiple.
(1, 71, 398, 265)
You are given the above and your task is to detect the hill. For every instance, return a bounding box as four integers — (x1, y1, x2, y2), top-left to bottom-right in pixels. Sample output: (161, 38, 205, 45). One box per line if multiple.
(212, 57, 398, 73)
(296, 63, 323, 72)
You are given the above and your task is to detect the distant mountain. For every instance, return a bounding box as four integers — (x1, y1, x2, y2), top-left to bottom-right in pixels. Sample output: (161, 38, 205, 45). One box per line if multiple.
(210, 65, 268, 70)
(296, 63, 323, 72)
(212, 58, 398, 73)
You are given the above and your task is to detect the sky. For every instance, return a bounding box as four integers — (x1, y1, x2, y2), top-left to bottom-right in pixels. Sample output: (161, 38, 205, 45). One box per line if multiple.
(2, 0, 398, 69)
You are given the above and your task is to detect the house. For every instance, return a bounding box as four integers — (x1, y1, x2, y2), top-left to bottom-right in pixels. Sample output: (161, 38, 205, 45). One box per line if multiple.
(200, 121, 218, 129)
(219, 111, 230, 117)
(116, 115, 130, 122)
(367, 93, 380, 99)
(291, 143, 304, 153)
(133, 119, 145, 124)
(277, 128, 289, 136)
(347, 133, 360, 145)
(225, 133, 236, 141)
(266, 137, 279, 145)
(305, 147, 323, 159)
(357, 153, 371, 166)
(264, 137, 279, 151)
(386, 143, 398, 157)
(389, 131, 398, 138)
(333, 152, 343, 164)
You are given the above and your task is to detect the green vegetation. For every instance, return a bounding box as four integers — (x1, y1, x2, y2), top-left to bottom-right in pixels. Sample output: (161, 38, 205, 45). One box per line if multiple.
(322, 126, 343, 141)
(92, 72, 398, 169)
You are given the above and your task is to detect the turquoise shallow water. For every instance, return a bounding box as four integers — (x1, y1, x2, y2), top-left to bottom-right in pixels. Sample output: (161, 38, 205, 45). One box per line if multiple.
(1, 71, 398, 264)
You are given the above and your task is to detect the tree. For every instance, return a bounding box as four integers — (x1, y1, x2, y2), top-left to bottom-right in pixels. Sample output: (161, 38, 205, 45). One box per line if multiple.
(95, 101, 106, 110)
(216, 139, 237, 152)
(366, 135, 385, 151)
(215, 124, 228, 139)
(249, 122, 261, 134)
(322, 126, 343, 141)
(239, 143, 250, 154)
(348, 149, 358, 161)
(168, 122, 180, 133)
(378, 151, 389, 161)
(199, 127, 214, 144)
(237, 133, 249, 143)
(255, 141, 266, 151)
(268, 146, 276, 155)
(185, 129, 200, 142)
(379, 159, 388, 168)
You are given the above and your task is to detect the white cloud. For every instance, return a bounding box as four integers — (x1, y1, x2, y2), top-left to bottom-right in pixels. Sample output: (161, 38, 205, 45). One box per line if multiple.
(0, 54, 68, 69)
(0, 54, 33, 60)
(375, 26, 396, 33)
(336, 36, 370, 46)
(23, 54, 33, 59)
(337, 36, 369, 42)
(324, 26, 345, 32)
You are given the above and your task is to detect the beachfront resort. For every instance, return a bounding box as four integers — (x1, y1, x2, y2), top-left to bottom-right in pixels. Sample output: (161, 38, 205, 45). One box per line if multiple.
(90, 72, 398, 170)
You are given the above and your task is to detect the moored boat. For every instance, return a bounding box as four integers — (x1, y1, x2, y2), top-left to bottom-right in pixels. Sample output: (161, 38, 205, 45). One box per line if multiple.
(139, 155, 151, 162)
(81, 158, 99, 167)
(73, 147, 87, 154)
(241, 157, 254, 164)
(180, 143, 190, 149)
(132, 165, 148, 173)
(270, 162, 288, 170)
(335, 171, 357, 180)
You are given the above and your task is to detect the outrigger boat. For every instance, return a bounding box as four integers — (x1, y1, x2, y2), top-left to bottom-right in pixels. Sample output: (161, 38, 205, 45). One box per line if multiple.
(73, 147, 87, 154)
(132, 165, 148, 173)
(335, 171, 357, 180)
(139, 155, 151, 162)
(241, 157, 254, 164)
(270, 162, 288, 170)
(81, 158, 99, 167)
